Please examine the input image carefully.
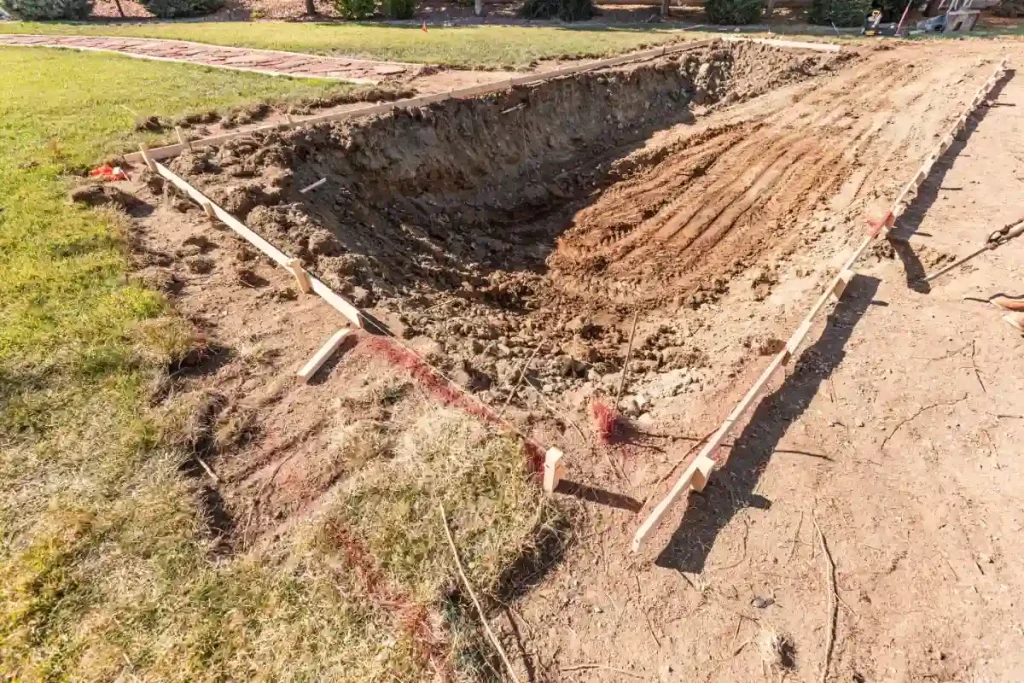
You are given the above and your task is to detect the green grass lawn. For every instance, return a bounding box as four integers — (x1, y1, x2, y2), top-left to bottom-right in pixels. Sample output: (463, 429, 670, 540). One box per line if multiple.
(0, 21, 686, 68)
(0, 45, 559, 681)
(0, 46, 355, 681)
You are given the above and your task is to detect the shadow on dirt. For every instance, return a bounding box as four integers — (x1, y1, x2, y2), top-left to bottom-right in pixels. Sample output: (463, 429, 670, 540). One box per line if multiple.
(890, 68, 1014, 292)
(654, 274, 880, 573)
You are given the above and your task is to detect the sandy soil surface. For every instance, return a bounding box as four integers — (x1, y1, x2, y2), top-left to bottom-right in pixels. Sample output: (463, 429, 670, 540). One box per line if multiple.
(100, 36, 1024, 682)
(506, 52, 1024, 683)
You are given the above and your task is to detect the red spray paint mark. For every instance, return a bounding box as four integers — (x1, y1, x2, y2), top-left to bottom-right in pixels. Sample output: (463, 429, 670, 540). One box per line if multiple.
(590, 399, 622, 444)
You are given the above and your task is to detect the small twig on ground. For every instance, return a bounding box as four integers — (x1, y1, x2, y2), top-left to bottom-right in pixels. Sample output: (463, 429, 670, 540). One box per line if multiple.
(440, 504, 522, 683)
(786, 510, 805, 565)
(499, 344, 541, 419)
(615, 309, 640, 409)
(561, 663, 646, 680)
(924, 341, 972, 365)
(970, 341, 987, 394)
(194, 454, 220, 483)
(813, 517, 837, 683)
(880, 394, 968, 452)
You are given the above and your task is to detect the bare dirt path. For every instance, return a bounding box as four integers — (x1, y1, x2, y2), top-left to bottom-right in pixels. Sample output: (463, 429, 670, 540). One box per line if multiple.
(0, 33, 419, 82)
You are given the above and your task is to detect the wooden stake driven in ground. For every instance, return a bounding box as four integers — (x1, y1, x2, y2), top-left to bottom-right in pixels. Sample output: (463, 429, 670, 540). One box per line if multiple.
(543, 447, 565, 495)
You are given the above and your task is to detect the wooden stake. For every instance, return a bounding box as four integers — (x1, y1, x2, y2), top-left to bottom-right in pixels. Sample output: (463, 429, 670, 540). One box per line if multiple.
(543, 447, 565, 495)
(299, 178, 327, 194)
(830, 268, 855, 302)
(297, 329, 351, 383)
(138, 143, 157, 172)
(615, 309, 640, 410)
(202, 200, 216, 222)
(286, 258, 313, 294)
(175, 125, 189, 149)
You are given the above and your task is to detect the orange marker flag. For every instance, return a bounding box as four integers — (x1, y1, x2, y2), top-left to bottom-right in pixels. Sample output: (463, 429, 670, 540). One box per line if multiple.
(422, 20, 428, 32)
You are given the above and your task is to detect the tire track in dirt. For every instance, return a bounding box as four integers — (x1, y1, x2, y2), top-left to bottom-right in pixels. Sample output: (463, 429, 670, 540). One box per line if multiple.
(550, 49, 991, 308)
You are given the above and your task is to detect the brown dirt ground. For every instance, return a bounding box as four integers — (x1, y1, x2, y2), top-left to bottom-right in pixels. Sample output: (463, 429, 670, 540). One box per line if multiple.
(108, 37, 1024, 681)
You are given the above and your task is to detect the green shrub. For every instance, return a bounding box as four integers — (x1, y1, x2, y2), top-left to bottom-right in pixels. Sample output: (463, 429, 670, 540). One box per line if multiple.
(136, 0, 222, 16)
(705, 0, 763, 23)
(808, 0, 870, 26)
(0, 0, 92, 19)
(382, 0, 414, 18)
(334, 0, 375, 18)
(521, 0, 595, 21)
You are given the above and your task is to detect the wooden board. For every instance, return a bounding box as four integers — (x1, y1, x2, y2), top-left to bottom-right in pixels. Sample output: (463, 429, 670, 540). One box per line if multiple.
(297, 329, 351, 382)
(722, 36, 843, 52)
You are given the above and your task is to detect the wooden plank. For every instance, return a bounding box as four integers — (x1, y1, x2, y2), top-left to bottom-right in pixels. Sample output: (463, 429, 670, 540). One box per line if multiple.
(543, 447, 565, 494)
(310, 279, 364, 328)
(139, 144, 157, 172)
(722, 36, 843, 52)
(297, 328, 351, 382)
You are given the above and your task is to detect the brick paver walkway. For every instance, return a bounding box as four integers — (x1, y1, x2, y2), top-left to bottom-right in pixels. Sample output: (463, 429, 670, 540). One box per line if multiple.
(0, 33, 417, 83)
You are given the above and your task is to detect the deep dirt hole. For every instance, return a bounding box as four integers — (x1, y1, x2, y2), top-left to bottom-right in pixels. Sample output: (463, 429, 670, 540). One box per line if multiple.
(163, 42, 852, 407)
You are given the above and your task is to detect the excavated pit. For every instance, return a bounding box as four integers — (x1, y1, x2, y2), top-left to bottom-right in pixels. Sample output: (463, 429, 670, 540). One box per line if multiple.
(166, 42, 853, 398)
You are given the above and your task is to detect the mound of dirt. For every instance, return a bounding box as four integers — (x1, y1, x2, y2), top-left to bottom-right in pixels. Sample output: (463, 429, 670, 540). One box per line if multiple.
(165, 42, 848, 401)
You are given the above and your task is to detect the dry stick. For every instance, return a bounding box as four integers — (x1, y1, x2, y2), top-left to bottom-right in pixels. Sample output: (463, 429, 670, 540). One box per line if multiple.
(970, 341, 987, 395)
(439, 504, 522, 683)
(813, 517, 837, 683)
(194, 454, 220, 483)
(786, 510, 805, 565)
(499, 344, 542, 418)
(560, 663, 646, 680)
(880, 394, 968, 451)
(526, 378, 588, 445)
(615, 309, 640, 410)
